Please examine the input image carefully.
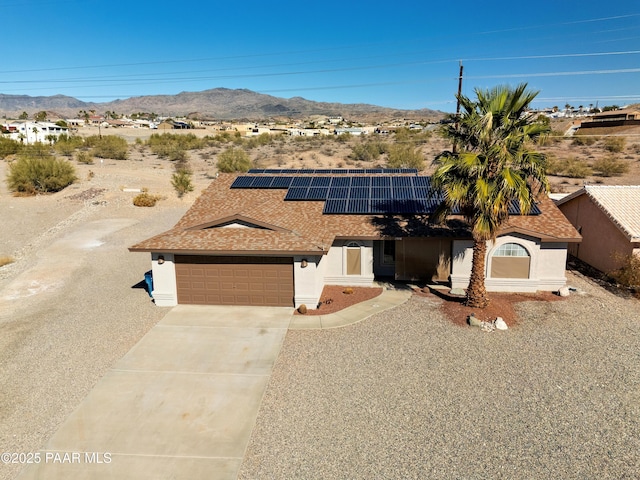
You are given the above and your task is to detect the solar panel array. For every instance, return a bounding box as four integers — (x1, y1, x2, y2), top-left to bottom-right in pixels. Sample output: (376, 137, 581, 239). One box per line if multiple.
(247, 168, 418, 174)
(230, 174, 541, 216)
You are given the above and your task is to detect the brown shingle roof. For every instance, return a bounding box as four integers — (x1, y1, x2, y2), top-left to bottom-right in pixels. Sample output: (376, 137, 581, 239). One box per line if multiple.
(129, 173, 581, 254)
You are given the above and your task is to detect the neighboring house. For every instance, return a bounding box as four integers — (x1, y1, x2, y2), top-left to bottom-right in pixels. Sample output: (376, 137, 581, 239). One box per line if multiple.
(129, 170, 581, 308)
(556, 186, 640, 274)
(579, 109, 640, 130)
(2, 121, 69, 144)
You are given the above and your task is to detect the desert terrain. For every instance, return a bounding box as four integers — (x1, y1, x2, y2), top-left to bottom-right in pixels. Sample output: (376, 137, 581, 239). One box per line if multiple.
(1, 124, 639, 479)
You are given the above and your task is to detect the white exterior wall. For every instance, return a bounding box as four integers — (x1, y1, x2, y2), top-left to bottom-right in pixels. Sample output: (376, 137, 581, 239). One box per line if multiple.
(451, 235, 569, 292)
(293, 255, 324, 309)
(150, 253, 178, 306)
(5, 121, 69, 144)
(323, 240, 374, 286)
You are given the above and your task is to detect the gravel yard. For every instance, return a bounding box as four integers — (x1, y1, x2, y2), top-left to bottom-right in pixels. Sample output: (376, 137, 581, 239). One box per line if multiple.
(239, 271, 640, 479)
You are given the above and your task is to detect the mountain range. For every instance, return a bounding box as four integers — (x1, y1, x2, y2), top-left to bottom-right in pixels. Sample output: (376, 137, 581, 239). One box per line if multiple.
(0, 88, 442, 121)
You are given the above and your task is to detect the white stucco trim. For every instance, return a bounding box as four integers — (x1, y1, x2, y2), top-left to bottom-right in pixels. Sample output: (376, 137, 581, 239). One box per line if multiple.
(150, 253, 178, 306)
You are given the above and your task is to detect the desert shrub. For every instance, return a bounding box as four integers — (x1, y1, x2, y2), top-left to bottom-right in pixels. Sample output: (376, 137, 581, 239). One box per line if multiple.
(562, 158, 592, 178)
(592, 157, 629, 177)
(147, 133, 204, 157)
(7, 154, 77, 194)
(0, 137, 21, 159)
(245, 133, 273, 149)
(171, 170, 194, 198)
(350, 140, 388, 162)
(602, 136, 625, 153)
(387, 144, 424, 170)
(609, 253, 640, 288)
(54, 134, 84, 156)
(217, 147, 253, 172)
(75, 150, 94, 164)
(546, 157, 592, 178)
(86, 135, 128, 160)
(572, 135, 597, 146)
(132, 192, 162, 207)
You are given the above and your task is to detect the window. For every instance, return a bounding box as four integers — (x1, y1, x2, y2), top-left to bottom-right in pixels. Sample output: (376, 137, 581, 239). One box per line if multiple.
(382, 240, 396, 265)
(491, 243, 530, 279)
(493, 243, 529, 257)
(345, 242, 361, 275)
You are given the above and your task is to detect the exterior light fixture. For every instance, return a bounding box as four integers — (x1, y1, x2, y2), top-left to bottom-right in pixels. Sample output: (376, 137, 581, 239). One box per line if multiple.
(301, 259, 308, 268)
(157, 255, 165, 265)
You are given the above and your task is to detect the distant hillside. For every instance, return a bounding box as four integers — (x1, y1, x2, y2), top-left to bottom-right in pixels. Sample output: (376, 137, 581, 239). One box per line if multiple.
(0, 88, 442, 122)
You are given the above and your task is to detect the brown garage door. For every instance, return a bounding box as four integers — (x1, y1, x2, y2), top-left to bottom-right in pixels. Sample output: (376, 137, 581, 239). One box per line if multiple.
(175, 255, 294, 306)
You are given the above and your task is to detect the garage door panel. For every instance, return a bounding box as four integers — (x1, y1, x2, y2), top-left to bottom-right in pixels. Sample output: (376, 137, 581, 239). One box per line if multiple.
(175, 256, 293, 306)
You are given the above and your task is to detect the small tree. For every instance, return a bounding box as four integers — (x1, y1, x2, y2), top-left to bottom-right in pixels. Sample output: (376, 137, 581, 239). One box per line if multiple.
(19, 111, 28, 120)
(34, 111, 48, 122)
(171, 170, 194, 198)
(217, 147, 253, 172)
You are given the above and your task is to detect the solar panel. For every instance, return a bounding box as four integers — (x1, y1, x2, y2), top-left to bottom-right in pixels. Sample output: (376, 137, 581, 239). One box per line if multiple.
(327, 186, 349, 199)
(251, 176, 274, 188)
(371, 187, 392, 199)
(349, 188, 369, 199)
(230, 176, 255, 188)
(391, 176, 413, 188)
(270, 176, 294, 188)
(291, 177, 313, 187)
(351, 177, 371, 188)
(372, 176, 391, 187)
(347, 198, 370, 213)
(394, 187, 414, 200)
(284, 187, 308, 200)
(331, 177, 351, 187)
(310, 177, 331, 187)
(323, 199, 345, 214)
(306, 187, 329, 200)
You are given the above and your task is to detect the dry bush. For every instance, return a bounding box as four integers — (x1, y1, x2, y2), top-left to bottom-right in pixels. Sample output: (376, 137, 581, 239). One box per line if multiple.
(547, 157, 592, 178)
(602, 136, 625, 153)
(0, 256, 15, 268)
(572, 135, 597, 146)
(133, 192, 162, 207)
(592, 157, 629, 177)
(610, 253, 640, 289)
(75, 150, 94, 164)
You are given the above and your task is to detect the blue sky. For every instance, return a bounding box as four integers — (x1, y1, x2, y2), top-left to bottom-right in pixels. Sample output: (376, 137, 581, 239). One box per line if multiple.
(2, 0, 639, 112)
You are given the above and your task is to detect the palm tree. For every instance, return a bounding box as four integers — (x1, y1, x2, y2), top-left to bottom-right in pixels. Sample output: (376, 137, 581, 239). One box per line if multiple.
(431, 84, 550, 308)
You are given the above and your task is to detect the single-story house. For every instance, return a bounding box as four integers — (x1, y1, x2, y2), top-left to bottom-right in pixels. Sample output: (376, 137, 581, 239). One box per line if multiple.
(129, 169, 581, 308)
(556, 185, 640, 274)
(2, 121, 69, 144)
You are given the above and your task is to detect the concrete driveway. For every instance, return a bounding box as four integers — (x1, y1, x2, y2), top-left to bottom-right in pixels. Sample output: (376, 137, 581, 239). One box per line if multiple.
(18, 305, 292, 480)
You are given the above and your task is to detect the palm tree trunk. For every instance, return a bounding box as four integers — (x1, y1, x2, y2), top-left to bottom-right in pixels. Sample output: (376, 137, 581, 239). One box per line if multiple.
(466, 237, 489, 308)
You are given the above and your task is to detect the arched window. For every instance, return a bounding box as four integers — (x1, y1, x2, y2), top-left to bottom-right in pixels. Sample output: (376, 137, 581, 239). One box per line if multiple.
(491, 243, 530, 279)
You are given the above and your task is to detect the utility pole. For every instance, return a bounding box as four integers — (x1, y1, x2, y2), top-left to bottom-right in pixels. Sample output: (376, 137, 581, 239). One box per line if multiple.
(453, 61, 463, 153)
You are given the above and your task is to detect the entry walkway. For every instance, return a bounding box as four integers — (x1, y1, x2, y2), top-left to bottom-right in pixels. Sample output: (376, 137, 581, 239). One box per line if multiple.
(18, 289, 411, 479)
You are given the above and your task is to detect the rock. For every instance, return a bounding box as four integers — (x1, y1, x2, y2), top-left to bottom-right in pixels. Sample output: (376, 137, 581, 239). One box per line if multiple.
(297, 304, 307, 314)
(468, 314, 482, 327)
(449, 288, 466, 297)
(558, 286, 571, 297)
(494, 317, 508, 330)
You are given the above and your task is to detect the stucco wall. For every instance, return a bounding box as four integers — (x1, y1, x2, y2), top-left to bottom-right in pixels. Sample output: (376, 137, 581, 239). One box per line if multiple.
(150, 253, 178, 306)
(559, 195, 634, 273)
(324, 240, 374, 286)
(293, 255, 324, 309)
(451, 235, 568, 292)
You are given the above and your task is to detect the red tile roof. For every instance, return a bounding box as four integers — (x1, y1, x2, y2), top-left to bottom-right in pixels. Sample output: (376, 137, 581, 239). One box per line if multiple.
(129, 173, 581, 254)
